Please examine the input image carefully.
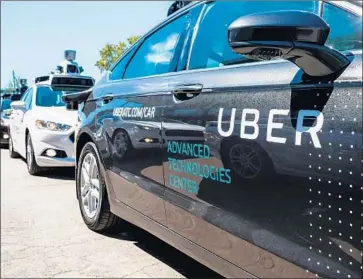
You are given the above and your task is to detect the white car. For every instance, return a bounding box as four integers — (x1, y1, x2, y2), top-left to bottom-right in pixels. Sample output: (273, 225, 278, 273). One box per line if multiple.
(8, 82, 85, 175)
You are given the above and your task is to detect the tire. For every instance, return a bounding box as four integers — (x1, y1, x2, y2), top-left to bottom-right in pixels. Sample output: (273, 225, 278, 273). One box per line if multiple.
(77, 142, 119, 232)
(26, 134, 42, 175)
(8, 132, 20, 158)
(221, 138, 275, 184)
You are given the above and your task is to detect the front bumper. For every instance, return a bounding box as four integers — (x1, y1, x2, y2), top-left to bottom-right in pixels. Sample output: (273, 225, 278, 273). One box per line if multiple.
(36, 155, 75, 167)
(31, 128, 75, 167)
(0, 125, 9, 144)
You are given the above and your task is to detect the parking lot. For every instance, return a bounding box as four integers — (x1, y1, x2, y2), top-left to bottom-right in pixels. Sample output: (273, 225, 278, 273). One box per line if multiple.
(0, 148, 220, 278)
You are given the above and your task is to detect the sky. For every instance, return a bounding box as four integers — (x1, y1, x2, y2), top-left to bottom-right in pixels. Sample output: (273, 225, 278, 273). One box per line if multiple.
(1, 1, 173, 88)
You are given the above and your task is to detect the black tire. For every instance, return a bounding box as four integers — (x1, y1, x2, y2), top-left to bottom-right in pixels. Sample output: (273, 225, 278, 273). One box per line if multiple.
(26, 134, 42, 175)
(8, 132, 20, 158)
(77, 142, 119, 232)
(221, 138, 275, 184)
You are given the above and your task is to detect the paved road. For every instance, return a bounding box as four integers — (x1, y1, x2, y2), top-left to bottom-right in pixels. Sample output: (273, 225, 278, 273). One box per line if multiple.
(0, 148, 221, 278)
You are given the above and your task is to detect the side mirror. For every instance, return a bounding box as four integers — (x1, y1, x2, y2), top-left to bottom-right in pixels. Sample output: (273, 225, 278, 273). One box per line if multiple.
(3, 109, 12, 116)
(79, 66, 84, 73)
(11, 100, 25, 110)
(228, 11, 351, 78)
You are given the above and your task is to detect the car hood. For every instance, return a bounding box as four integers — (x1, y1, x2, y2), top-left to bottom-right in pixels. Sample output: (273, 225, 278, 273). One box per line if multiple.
(33, 106, 78, 126)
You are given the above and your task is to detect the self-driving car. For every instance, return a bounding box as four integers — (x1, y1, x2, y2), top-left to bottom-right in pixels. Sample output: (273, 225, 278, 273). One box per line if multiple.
(63, 1, 362, 278)
(8, 72, 94, 175)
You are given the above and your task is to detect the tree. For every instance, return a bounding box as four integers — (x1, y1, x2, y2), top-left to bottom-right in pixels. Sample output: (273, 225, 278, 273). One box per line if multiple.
(95, 35, 141, 73)
(127, 36, 140, 46)
(4, 81, 15, 94)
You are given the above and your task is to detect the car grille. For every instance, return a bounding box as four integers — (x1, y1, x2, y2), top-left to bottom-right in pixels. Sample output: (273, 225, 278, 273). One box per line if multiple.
(69, 132, 75, 143)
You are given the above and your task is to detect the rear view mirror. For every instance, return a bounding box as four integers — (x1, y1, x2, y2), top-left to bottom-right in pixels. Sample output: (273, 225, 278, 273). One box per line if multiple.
(228, 10, 350, 78)
(79, 66, 84, 73)
(11, 100, 25, 110)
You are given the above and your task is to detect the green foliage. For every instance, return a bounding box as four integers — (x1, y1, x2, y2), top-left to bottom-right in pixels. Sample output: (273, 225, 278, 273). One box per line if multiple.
(127, 36, 140, 46)
(95, 35, 141, 73)
(2, 81, 16, 94)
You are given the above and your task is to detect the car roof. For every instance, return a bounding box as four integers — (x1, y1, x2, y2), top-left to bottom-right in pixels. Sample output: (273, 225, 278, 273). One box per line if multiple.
(110, 0, 361, 72)
(349, 0, 362, 6)
(326, 0, 362, 16)
(135, 0, 362, 43)
(35, 82, 50, 87)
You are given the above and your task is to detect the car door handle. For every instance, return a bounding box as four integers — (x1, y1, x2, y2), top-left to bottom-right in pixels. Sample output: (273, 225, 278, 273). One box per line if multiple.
(172, 84, 203, 101)
(102, 94, 114, 104)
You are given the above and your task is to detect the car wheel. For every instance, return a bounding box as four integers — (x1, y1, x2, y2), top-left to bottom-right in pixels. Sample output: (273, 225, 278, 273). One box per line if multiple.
(222, 139, 275, 183)
(77, 142, 119, 232)
(8, 133, 20, 158)
(26, 134, 41, 175)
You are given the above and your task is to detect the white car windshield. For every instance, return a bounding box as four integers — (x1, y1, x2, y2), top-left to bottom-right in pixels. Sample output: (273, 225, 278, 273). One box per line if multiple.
(35, 87, 66, 107)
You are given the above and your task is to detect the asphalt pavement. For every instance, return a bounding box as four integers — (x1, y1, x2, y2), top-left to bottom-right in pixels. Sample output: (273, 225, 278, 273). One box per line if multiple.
(0, 148, 221, 278)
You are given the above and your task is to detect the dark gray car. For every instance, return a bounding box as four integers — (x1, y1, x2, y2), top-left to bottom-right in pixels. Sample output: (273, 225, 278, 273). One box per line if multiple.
(64, 1, 362, 278)
(0, 98, 12, 145)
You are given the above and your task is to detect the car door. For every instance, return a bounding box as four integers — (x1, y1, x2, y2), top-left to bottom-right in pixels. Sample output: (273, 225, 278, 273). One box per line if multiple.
(93, 9, 196, 226)
(161, 1, 362, 278)
(17, 87, 33, 155)
(10, 89, 31, 154)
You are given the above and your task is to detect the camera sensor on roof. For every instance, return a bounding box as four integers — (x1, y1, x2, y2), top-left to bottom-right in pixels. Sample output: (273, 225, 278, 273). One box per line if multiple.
(51, 77, 94, 87)
(33, 50, 94, 90)
(64, 50, 76, 61)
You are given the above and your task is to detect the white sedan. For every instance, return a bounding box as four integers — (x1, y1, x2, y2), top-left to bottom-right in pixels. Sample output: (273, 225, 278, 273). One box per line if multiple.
(8, 83, 79, 175)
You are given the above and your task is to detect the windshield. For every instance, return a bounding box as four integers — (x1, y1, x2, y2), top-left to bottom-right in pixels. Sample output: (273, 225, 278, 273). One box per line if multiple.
(1, 99, 11, 111)
(35, 86, 67, 107)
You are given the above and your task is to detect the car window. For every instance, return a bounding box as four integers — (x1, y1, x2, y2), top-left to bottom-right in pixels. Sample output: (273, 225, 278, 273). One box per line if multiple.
(323, 3, 362, 52)
(1, 99, 11, 111)
(123, 14, 187, 79)
(35, 87, 66, 107)
(188, 1, 320, 70)
(25, 88, 33, 110)
(20, 90, 29, 102)
(109, 48, 136, 81)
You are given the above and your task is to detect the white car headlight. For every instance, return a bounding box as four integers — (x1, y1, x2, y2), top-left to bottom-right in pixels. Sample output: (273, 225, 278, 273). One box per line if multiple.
(35, 120, 71, 131)
(138, 125, 154, 131)
(1, 118, 8, 127)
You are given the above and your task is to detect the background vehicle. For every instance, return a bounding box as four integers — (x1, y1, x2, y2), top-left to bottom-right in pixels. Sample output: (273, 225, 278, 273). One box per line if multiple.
(64, 1, 362, 278)
(8, 74, 94, 175)
(0, 98, 12, 146)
